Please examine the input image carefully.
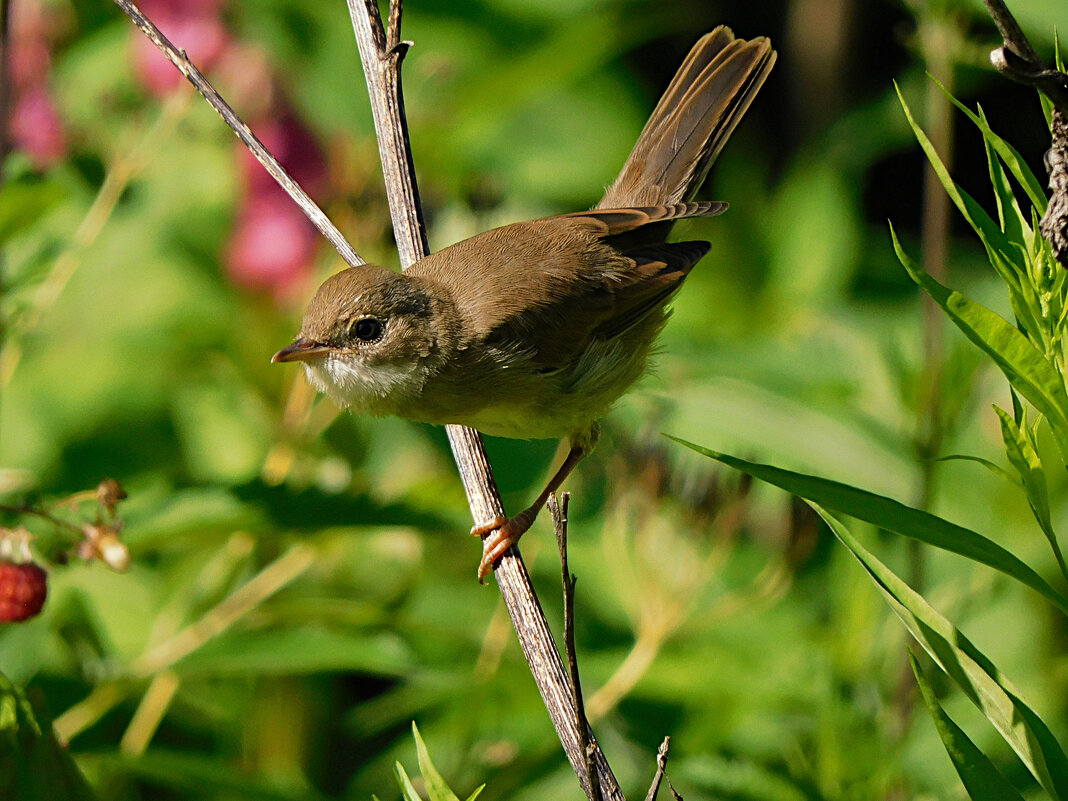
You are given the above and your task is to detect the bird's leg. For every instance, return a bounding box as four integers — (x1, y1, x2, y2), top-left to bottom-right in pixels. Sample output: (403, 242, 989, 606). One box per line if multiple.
(471, 442, 589, 582)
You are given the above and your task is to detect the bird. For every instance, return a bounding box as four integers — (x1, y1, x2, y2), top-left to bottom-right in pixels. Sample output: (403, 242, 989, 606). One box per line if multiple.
(273, 26, 776, 580)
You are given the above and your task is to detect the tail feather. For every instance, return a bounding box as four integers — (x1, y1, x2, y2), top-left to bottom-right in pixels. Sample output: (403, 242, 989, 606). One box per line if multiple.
(598, 27, 775, 210)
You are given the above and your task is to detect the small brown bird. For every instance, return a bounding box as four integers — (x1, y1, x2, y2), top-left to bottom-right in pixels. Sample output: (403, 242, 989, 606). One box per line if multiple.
(273, 27, 775, 579)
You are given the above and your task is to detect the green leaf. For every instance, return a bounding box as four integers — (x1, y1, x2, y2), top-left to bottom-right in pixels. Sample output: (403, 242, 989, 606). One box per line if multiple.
(0, 672, 98, 801)
(815, 507, 1068, 801)
(983, 128, 1031, 258)
(933, 79, 1047, 213)
(896, 83, 1018, 260)
(88, 748, 331, 801)
(412, 722, 461, 801)
(666, 437, 1068, 614)
(0, 177, 67, 248)
(173, 627, 412, 678)
(994, 406, 1068, 584)
(931, 453, 1018, 486)
(892, 225, 1068, 463)
(395, 762, 424, 801)
(909, 651, 1027, 801)
(463, 786, 486, 801)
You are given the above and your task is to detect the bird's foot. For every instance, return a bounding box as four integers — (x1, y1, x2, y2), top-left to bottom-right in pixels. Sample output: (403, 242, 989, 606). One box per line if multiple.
(470, 510, 537, 583)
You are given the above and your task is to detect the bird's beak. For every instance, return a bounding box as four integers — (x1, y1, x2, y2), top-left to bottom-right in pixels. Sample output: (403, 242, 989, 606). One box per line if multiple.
(271, 337, 330, 364)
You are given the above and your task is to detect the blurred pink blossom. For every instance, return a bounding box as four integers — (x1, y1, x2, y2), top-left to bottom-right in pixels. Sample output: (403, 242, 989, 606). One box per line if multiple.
(131, 0, 231, 97)
(238, 112, 328, 199)
(10, 87, 67, 168)
(226, 109, 328, 302)
(6, 0, 68, 167)
(226, 194, 318, 302)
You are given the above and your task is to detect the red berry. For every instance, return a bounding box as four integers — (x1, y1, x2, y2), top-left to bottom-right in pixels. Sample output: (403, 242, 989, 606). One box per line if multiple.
(0, 560, 47, 623)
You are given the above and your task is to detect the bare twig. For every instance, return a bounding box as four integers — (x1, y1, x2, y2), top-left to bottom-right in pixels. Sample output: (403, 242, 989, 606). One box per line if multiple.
(116, 0, 624, 795)
(344, 3, 623, 799)
(111, 0, 363, 268)
(981, 0, 1068, 266)
(550, 492, 600, 801)
(983, 0, 1068, 115)
(643, 737, 671, 801)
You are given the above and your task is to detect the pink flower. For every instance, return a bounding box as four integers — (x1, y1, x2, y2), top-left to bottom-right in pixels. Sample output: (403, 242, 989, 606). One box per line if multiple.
(225, 108, 328, 303)
(10, 87, 67, 168)
(226, 194, 318, 302)
(239, 112, 328, 199)
(131, 0, 231, 97)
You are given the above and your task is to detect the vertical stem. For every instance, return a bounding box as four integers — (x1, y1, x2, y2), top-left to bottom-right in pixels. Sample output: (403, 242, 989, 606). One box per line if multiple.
(344, 4, 623, 798)
(913, 12, 956, 590)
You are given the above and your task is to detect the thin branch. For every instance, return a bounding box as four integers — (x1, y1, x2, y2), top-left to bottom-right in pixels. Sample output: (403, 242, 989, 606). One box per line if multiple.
(344, 3, 623, 799)
(643, 737, 671, 801)
(981, 0, 1068, 266)
(983, 0, 1068, 116)
(550, 492, 601, 801)
(111, 0, 363, 269)
(116, 1, 624, 796)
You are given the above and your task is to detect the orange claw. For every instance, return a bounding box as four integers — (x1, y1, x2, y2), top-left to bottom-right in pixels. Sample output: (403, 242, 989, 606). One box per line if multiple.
(471, 510, 537, 583)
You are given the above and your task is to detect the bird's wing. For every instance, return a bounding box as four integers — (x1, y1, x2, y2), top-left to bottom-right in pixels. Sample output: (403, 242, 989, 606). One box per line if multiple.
(410, 209, 716, 373)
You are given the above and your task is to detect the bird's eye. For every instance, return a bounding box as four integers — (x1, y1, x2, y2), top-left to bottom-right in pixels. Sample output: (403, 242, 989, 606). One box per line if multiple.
(351, 317, 384, 342)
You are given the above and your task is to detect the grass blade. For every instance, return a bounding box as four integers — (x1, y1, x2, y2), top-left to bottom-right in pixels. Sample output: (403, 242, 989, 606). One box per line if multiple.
(412, 722, 461, 801)
(814, 507, 1068, 800)
(932, 78, 1048, 213)
(892, 226, 1068, 462)
(666, 437, 1068, 614)
(910, 651, 1027, 801)
(994, 406, 1068, 585)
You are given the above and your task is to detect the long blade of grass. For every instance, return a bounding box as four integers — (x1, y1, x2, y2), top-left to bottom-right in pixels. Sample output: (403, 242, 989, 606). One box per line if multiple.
(896, 83, 1019, 259)
(815, 506, 1068, 800)
(909, 651, 1027, 801)
(666, 437, 1068, 614)
(984, 130, 1030, 246)
(931, 78, 1048, 213)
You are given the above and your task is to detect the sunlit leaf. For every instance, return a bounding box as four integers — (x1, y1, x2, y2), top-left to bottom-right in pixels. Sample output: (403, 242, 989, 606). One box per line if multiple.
(815, 507, 1068, 801)
(667, 437, 1068, 614)
(909, 651, 1027, 801)
(896, 84, 1019, 262)
(413, 722, 462, 801)
(931, 453, 1018, 486)
(893, 225, 1068, 463)
(395, 762, 423, 801)
(994, 406, 1068, 583)
(931, 79, 1047, 213)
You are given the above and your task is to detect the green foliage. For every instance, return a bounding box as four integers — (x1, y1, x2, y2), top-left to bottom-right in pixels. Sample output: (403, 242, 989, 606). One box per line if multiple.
(668, 438, 1068, 612)
(0, 672, 97, 801)
(909, 651, 1027, 801)
(674, 50, 1068, 801)
(3, 1, 1068, 800)
(386, 724, 484, 801)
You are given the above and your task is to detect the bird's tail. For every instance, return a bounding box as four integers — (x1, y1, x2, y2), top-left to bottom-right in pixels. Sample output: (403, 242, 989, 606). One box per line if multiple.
(598, 26, 775, 210)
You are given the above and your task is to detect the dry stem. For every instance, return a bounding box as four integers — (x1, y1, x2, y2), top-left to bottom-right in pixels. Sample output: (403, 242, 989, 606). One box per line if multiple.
(115, 1, 626, 796)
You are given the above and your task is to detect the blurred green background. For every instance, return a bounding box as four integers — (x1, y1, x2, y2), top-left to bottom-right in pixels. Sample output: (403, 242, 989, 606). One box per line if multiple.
(1, 0, 1066, 798)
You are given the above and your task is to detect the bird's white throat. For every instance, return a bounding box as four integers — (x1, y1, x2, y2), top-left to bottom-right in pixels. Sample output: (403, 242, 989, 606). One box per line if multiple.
(303, 353, 425, 411)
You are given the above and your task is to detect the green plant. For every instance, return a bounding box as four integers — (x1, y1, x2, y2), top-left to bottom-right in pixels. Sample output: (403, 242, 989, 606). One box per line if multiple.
(673, 48, 1068, 801)
(378, 724, 484, 801)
